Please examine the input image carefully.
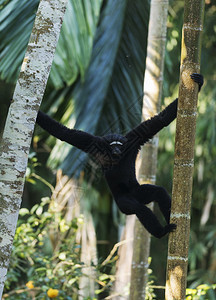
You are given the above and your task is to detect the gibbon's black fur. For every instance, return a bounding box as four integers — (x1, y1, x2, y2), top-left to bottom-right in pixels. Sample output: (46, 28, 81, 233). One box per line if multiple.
(36, 73, 203, 238)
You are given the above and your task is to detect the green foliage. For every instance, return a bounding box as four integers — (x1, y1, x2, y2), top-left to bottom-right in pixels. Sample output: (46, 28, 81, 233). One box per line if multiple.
(25, 153, 54, 193)
(0, 0, 39, 82)
(186, 284, 216, 300)
(3, 199, 117, 299)
(145, 258, 157, 300)
(49, 0, 102, 89)
(43, 0, 150, 179)
(0, 0, 102, 85)
(4, 196, 157, 299)
(25, 152, 41, 185)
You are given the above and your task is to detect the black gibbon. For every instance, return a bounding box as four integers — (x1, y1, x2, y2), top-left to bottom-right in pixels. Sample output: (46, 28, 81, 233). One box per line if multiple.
(36, 73, 203, 238)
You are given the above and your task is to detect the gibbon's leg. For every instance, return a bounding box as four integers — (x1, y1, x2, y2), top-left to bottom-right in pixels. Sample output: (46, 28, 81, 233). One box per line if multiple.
(132, 184, 172, 224)
(135, 203, 175, 238)
(114, 195, 176, 238)
(114, 195, 136, 215)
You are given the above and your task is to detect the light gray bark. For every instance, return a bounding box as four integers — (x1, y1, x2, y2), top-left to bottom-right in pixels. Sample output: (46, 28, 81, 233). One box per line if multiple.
(130, 0, 169, 298)
(0, 0, 68, 297)
(112, 215, 135, 299)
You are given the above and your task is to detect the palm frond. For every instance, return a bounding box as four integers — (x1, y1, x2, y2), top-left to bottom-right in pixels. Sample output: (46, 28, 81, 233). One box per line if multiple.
(0, 0, 39, 82)
(49, 0, 102, 88)
(0, 0, 101, 85)
(47, 0, 150, 177)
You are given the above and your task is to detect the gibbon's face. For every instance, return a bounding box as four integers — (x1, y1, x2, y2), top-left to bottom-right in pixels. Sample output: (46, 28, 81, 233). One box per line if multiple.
(103, 134, 127, 158)
(94, 134, 128, 169)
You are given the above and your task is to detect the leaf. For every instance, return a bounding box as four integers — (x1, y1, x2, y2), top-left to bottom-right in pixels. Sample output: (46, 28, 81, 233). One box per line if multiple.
(48, 0, 150, 178)
(0, 0, 39, 82)
(19, 208, 30, 216)
(49, 0, 102, 88)
(0, 0, 102, 85)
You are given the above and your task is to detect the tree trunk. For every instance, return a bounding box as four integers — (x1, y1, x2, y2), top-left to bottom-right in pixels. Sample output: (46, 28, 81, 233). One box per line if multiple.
(129, 0, 169, 298)
(112, 215, 135, 299)
(165, 0, 205, 299)
(0, 0, 68, 297)
(79, 212, 98, 299)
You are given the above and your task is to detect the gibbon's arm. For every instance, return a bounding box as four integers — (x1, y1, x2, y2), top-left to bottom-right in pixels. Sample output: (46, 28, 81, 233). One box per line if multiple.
(125, 73, 203, 146)
(36, 111, 99, 153)
(125, 98, 178, 146)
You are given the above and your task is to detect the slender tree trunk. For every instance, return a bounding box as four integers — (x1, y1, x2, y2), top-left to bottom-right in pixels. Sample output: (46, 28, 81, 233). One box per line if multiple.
(129, 0, 169, 298)
(79, 213, 98, 299)
(112, 215, 135, 299)
(165, 0, 205, 299)
(0, 0, 68, 297)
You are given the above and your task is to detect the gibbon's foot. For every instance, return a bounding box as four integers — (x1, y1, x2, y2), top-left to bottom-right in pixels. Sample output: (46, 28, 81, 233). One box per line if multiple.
(153, 223, 177, 239)
(162, 223, 177, 238)
(190, 73, 204, 91)
(166, 223, 177, 233)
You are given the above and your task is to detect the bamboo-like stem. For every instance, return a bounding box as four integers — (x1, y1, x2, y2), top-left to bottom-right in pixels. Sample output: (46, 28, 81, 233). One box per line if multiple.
(165, 1, 205, 299)
(129, 0, 168, 298)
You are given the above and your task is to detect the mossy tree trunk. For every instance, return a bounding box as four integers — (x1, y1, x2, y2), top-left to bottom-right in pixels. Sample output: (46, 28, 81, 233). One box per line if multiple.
(165, 0, 205, 299)
(129, 0, 169, 298)
(0, 0, 68, 297)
